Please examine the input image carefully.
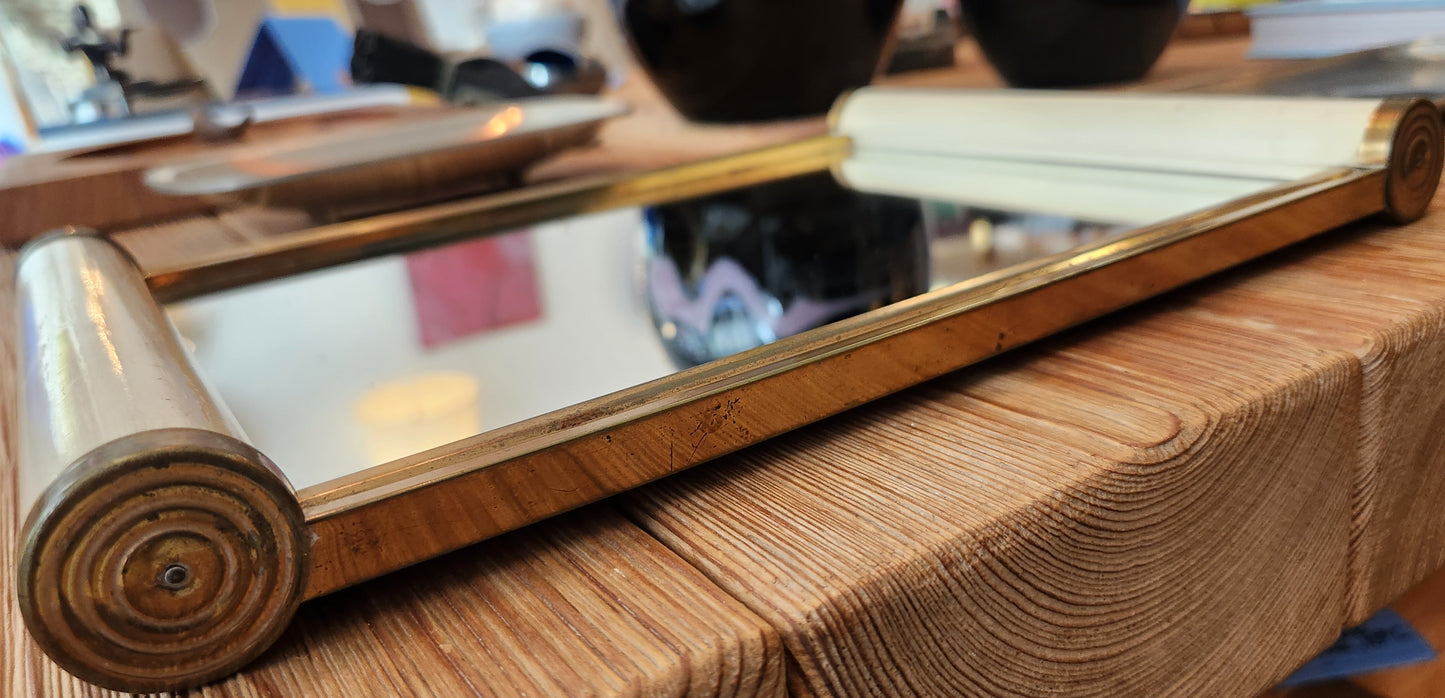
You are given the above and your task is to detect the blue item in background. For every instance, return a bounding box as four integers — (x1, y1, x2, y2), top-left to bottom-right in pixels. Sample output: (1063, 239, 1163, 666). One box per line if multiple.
(1279, 609, 1437, 687)
(238, 16, 354, 98)
(0, 137, 23, 161)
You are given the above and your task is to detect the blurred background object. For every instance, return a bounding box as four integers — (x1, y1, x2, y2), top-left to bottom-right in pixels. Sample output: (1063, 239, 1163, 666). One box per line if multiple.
(349, 30, 606, 102)
(235, 12, 355, 97)
(885, 0, 959, 74)
(348, 27, 445, 88)
(347, 0, 633, 69)
(0, 0, 148, 132)
(61, 4, 167, 121)
(1189, 0, 1274, 9)
(1248, 0, 1445, 59)
(142, 96, 626, 214)
(0, 0, 362, 136)
(482, 0, 581, 59)
(957, 0, 1182, 87)
(350, 0, 435, 47)
(0, 0, 619, 149)
(613, 0, 906, 122)
(1260, 38, 1445, 102)
(517, 48, 606, 94)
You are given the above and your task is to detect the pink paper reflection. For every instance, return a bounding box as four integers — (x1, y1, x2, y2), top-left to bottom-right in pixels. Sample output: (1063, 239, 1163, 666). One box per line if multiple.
(406, 231, 544, 349)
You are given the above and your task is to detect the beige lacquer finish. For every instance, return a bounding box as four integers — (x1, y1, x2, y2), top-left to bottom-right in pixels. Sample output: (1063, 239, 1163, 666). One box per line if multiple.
(13, 232, 309, 692)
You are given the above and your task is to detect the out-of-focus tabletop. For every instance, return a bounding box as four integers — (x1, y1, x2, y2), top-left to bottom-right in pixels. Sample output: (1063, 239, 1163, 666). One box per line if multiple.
(12, 34, 1445, 697)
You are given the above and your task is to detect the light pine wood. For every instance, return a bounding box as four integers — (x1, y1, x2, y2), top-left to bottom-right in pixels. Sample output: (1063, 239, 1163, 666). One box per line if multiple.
(5, 516, 790, 697)
(212, 512, 786, 698)
(2, 253, 24, 698)
(616, 188, 1445, 697)
(1175, 197, 1445, 622)
(622, 295, 1361, 697)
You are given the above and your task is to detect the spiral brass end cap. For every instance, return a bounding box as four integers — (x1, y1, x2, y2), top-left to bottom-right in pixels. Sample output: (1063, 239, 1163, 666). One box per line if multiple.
(17, 429, 310, 692)
(1382, 98, 1445, 224)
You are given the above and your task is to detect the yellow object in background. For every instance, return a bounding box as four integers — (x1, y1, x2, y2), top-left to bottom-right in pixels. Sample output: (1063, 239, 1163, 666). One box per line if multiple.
(1191, 0, 1278, 10)
(269, 0, 355, 25)
(354, 372, 483, 466)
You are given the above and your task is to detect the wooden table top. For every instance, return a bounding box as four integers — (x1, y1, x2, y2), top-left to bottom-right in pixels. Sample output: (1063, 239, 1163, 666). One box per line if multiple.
(10, 36, 1445, 697)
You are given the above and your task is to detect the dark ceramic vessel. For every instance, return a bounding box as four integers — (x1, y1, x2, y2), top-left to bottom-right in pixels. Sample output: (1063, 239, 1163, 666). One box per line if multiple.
(959, 0, 1181, 88)
(613, 0, 905, 122)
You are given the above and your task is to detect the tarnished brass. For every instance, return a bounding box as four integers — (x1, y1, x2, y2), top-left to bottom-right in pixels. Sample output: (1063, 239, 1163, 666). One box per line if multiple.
(14, 231, 309, 692)
(1366, 98, 1445, 222)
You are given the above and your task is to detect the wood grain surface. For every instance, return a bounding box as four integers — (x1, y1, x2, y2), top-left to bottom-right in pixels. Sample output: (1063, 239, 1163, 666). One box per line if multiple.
(1178, 198, 1445, 622)
(621, 283, 1362, 696)
(615, 203, 1445, 696)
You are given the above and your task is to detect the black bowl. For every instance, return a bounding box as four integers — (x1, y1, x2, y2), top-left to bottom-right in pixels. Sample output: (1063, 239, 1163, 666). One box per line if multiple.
(959, 0, 1181, 88)
(614, 0, 905, 122)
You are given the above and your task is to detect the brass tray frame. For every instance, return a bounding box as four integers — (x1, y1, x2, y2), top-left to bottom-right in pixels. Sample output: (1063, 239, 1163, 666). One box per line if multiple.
(12, 97, 1444, 692)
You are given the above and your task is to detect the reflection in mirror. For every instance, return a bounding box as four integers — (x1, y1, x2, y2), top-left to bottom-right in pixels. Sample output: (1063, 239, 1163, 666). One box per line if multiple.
(165, 170, 1264, 490)
(645, 174, 927, 367)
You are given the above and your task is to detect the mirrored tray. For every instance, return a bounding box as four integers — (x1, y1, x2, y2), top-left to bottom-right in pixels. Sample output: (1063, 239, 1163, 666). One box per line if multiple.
(13, 88, 1445, 692)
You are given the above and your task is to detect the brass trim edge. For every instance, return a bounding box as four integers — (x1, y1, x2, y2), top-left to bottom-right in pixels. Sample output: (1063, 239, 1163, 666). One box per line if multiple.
(145, 135, 853, 303)
(297, 166, 1389, 597)
(1357, 96, 1416, 168)
(299, 165, 1366, 513)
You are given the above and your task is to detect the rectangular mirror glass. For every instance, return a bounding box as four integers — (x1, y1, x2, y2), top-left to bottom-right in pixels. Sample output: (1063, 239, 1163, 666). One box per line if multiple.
(165, 167, 1297, 490)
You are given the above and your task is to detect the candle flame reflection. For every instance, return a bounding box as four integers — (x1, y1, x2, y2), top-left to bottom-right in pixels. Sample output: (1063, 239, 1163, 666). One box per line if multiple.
(477, 106, 524, 139)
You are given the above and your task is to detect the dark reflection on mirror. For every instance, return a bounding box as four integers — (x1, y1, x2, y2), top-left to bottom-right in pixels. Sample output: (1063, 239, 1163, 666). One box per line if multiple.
(644, 173, 927, 367)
